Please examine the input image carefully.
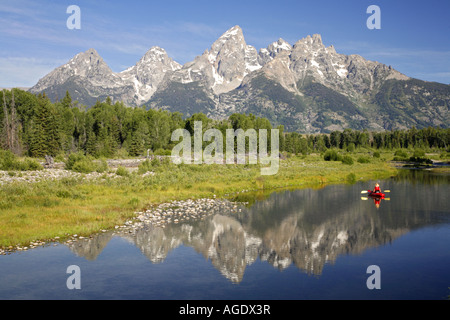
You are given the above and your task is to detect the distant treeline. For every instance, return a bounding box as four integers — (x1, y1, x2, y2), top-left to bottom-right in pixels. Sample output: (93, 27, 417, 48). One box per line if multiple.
(284, 126, 449, 155)
(1, 89, 449, 158)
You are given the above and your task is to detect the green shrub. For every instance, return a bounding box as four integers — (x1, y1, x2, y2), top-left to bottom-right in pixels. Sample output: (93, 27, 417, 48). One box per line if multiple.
(393, 149, 410, 161)
(21, 158, 43, 171)
(346, 172, 356, 184)
(357, 156, 371, 164)
(71, 158, 97, 173)
(341, 155, 354, 165)
(65, 152, 109, 173)
(409, 155, 432, 164)
(114, 148, 129, 159)
(54, 152, 66, 163)
(373, 151, 380, 158)
(346, 143, 355, 152)
(323, 149, 342, 161)
(0, 150, 43, 171)
(95, 159, 109, 173)
(138, 160, 153, 174)
(115, 166, 129, 177)
(160, 157, 172, 167)
(151, 158, 161, 167)
(413, 149, 426, 158)
(0, 150, 16, 170)
(154, 149, 172, 156)
(65, 152, 87, 170)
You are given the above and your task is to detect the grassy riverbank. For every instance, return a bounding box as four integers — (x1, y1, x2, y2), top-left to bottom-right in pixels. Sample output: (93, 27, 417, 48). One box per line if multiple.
(0, 153, 400, 248)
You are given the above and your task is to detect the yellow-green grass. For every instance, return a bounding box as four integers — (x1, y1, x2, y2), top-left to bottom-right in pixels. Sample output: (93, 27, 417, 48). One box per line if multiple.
(0, 154, 398, 248)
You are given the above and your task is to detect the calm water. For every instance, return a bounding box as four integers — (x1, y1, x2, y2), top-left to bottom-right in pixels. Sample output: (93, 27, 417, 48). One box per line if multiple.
(1, 169, 449, 300)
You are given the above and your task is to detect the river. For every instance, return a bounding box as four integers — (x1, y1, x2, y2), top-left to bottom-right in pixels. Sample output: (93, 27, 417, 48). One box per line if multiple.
(0, 169, 449, 300)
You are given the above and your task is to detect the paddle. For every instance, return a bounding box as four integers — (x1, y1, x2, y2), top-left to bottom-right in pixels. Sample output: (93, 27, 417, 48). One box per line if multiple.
(361, 190, 390, 194)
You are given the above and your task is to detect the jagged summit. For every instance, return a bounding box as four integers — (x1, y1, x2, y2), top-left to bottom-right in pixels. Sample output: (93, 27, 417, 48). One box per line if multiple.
(68, 48, 107, 71)
(30, 28, 353, 104)
(72, 48, 100, 59)
(164, 24, 261, 95)
(30, 45, 182, 105)
(29, 26, 448, 133)
(219, 25, 244, 38)
(30, 48, 115, 94)
(119, 46, 182, 102)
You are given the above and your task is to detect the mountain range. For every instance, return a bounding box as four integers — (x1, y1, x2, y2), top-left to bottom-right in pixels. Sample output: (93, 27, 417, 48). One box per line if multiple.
(29, 25, 450, 133)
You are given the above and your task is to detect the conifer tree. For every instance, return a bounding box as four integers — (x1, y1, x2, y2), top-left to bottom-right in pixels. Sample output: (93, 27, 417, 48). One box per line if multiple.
(28, 95, 60, 157)
(85, 131, 97, 156)
(61, 90, 72, 109)
(128, 133, 144, 156)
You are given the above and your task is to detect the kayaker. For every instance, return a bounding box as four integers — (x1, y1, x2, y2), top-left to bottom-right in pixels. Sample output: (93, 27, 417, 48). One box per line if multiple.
(374, 183, 381, 193)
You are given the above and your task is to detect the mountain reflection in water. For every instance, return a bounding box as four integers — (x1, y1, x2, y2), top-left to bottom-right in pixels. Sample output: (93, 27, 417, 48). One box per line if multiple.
(67, 171, 450, 283)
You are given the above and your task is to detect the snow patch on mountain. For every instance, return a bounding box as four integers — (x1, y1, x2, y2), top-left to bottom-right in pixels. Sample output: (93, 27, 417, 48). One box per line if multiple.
(29, 25, 413, 114)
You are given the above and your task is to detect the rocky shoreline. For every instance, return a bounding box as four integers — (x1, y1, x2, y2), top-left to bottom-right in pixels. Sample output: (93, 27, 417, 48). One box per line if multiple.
(0, 168, 117, 186)
(0, 157, 170, 186)
(0, 196, 247, 255)
(120, 197, 244, 231)
(0, 156, 253, 255)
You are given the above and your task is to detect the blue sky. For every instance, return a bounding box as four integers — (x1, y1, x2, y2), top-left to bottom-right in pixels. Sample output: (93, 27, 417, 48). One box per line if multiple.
(1, 0, 449, 87)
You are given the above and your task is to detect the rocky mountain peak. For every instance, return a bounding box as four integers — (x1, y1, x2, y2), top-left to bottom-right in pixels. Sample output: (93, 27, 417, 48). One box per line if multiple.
(71, 48, 100, 62)
(28, 26, 447, 133)
(141, 46, 169, 62)
(311, 33, 322, 44)
(30, 48, 114, 94)
(30, 46, 181, 105)
(70, 48, 112, 75)
(268, 38, 292, 56)
(219, 25, 244, 40)
(258, 38, 292, 66)
(138, 46, 181, 70)
(293, 34, 325, 52)
(123, 46, 181, 74)
(165, 24, 261, 95)
(207, 25, 262, 93)
(208, 25, 246, 63)
(119, 47, 182, 103)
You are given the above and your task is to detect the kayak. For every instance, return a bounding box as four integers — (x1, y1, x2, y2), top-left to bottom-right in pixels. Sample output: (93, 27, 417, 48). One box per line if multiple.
(367, 190, 385, 198)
